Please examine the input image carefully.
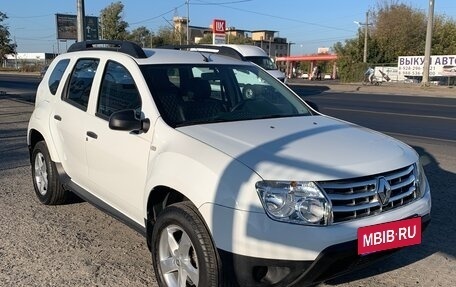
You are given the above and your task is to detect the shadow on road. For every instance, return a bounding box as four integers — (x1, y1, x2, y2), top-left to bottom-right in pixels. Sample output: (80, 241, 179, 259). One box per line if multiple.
(288, 84, 331, 97)
(325, 145, 456, 285)
(0, 92, 35, 103)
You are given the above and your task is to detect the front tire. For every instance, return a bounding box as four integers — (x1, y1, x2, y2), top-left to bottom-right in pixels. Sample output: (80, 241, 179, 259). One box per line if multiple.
(151, 201, 220, 287)
(31, 141, 66, 205)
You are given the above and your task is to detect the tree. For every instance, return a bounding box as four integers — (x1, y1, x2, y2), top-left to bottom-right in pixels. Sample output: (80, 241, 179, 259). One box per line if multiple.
(432, 15, 456, 55)
(153, 27, 179, 46)
(371, 3, 427, 63)
(0, 11, 16, 64)
(100, 1, 128, 40)
(333, 37, 366, 82)
(128, 26, 153, 47)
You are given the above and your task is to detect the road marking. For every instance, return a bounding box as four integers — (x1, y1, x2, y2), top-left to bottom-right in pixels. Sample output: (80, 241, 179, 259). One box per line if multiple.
(324, 107, 456, 121)
(377, 100, 456, 108)
(314, 97, 456, 108)
(383, 131, 456, 144)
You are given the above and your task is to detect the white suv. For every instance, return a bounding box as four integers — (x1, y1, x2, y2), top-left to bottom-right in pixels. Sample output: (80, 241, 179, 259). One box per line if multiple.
(28, 40, 431, 287)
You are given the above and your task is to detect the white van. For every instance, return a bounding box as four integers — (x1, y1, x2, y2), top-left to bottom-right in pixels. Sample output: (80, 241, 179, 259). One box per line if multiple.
(183, 44, 286, 82)
(217, 44, 286, 82)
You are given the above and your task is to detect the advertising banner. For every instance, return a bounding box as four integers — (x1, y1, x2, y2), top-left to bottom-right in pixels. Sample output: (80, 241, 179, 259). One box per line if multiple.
(56, 14, 99, 40)
(398, 55, 456, 77)
(212, 19, 226, 45)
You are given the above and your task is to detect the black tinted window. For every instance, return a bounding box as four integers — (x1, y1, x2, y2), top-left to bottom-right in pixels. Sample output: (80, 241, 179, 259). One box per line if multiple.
(97, 61, 141, 118)
(48, 59, 70, 95)
(65, 59, 99, 111)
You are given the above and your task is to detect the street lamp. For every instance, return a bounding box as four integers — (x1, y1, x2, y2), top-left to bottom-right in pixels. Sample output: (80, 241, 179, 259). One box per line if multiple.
(354, 11, 372, 63)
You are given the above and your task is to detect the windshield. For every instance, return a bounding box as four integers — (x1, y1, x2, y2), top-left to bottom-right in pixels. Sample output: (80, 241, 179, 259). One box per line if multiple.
(245, 56, 278, 70)
(141, 64, 312, 127)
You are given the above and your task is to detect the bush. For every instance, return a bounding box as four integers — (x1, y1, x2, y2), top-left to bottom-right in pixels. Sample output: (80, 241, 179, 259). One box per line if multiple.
(337, 61, 368, 82)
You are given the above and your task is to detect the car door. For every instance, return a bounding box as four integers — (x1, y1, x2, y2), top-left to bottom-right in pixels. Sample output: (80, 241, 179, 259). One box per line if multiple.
(84, 59, 153, 223)
(51, 58, 100, 185)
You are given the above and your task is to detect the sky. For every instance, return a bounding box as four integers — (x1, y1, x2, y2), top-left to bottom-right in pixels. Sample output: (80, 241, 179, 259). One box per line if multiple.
(3, 0, 456, 55)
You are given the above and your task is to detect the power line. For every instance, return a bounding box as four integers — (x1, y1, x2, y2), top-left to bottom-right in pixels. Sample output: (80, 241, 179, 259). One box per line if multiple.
(193, 0, 354, 33)
(130, 3, 187, 25)
(8, 13, 54, 19)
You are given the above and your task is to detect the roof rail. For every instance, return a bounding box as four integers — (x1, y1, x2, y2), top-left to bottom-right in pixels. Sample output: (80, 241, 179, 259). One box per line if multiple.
(68, 40, 147, 59)
(161, 45, 247, 61)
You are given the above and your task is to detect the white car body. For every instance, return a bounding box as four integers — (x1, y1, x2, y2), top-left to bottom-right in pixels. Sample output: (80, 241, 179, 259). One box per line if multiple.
(28, 41, 431, 287)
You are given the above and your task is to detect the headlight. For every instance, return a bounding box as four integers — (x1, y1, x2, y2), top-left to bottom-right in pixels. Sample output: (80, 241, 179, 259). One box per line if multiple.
(256, 181, 331, 226)
(414, 161, 428, 198)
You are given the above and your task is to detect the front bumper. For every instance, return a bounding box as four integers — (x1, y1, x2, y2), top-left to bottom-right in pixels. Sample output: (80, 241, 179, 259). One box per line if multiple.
(218, 214, 431, 287)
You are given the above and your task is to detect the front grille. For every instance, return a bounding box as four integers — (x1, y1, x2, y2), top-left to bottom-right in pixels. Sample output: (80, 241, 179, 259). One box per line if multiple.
(319, 165, 419, 223)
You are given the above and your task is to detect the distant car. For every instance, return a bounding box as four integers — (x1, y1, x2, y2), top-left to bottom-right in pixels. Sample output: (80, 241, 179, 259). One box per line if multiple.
(403, 77, 418, 84)
(300, 73, 309, 79)
(443, 65, 456, 73)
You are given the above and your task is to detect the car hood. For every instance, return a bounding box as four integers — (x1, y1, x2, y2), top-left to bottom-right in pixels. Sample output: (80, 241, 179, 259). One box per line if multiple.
(267, 69, 286, 80)
(177, 116, 417, 181)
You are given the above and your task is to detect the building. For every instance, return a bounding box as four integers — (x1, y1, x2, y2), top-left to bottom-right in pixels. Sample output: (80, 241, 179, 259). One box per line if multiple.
(3, 53, 56, 70)
(173, 18, 291, 59)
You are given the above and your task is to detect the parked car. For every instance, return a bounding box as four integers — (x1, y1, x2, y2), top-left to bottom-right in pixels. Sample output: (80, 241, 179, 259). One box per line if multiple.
(27, 40, 431, 287)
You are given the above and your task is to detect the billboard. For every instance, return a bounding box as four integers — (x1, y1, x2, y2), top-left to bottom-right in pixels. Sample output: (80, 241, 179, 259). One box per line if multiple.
(398, 55, 456, 77)
(56, 14, 99, 40)
(212, 19, 226, 44)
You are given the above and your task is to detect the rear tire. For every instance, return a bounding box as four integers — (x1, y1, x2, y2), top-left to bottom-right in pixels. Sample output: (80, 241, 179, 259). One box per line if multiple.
(31, 141, 66, 205)
(151, 201, 221, 287)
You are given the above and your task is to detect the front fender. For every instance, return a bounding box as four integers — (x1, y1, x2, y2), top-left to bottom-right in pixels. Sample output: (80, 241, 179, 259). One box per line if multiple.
(143, 124, 264, 218)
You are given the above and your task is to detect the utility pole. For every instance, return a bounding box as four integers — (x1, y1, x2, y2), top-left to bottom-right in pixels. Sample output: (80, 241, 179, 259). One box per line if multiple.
(354, 12, 371, 63)
(363, 11, 368, 63)
(186, 0, 190, 44)
(77, 0, 86, 42)
(422, 0, 435, 86)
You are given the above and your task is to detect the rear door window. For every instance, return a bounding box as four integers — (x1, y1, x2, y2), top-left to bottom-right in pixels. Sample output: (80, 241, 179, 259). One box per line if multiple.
(63, 58, 99, 111)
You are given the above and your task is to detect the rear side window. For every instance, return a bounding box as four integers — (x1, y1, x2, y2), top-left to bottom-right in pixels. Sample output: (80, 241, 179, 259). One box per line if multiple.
(48, 59, 70, 95)
(64, 58, 99, 111)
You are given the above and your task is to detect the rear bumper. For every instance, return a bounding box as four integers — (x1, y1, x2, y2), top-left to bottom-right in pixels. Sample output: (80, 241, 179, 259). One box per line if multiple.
(219, 214, 431, 287)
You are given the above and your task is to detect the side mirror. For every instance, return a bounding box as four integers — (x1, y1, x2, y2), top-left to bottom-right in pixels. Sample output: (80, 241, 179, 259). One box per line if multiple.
(305, 100, 320, 113)
(109, 109, 150, 133)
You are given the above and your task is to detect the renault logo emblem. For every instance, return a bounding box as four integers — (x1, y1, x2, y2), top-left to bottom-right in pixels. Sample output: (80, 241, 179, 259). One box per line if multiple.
(376, 177, 392, 206)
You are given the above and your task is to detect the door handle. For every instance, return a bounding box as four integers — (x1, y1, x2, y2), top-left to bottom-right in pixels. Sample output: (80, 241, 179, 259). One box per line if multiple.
(86, 131, 98, 139)
(54, 115, 62, 121)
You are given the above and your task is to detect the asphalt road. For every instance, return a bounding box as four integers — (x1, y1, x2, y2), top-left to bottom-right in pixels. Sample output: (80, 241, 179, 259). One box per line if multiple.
(1, 74, 455, 286)
(298, 89, 456, 142)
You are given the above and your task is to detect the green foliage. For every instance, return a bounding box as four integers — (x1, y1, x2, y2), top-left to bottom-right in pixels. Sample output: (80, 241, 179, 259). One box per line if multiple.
(128, 26, 153, 47)
(432, 15, 456, 55)
(372, 3, 427, 63)
(227, 35, 253, 44)
(155, 26, 182, 46)
(196, 34, 213, 44)
(333, 37, 366, 82)
(100, 1, 129, 40)
(0, 11, 16, 62)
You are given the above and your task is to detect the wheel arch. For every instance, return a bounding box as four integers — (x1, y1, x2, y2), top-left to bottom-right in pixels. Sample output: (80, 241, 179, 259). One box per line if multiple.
(28, 127, 61, 164)
(28, 129, 45, 162)
(145, 185, 189, 249)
